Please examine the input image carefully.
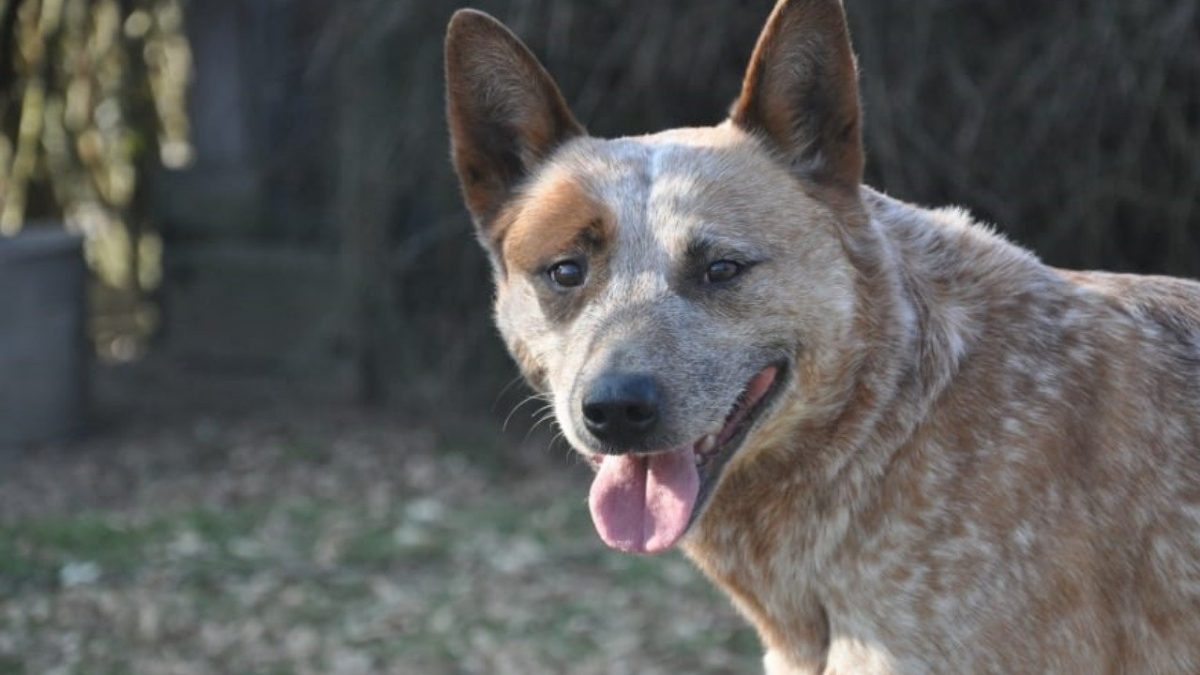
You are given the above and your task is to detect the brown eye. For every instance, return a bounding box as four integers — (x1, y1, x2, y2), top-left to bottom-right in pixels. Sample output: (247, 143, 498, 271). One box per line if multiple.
(548, 260, 585, 288)
(705, 260, 742, 284)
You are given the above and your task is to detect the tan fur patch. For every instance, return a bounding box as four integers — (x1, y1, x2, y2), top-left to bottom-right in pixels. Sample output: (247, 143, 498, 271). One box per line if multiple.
(498, 173, 613, 274)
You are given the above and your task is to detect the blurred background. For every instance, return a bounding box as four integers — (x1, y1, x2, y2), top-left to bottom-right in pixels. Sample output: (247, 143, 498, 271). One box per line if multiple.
(0, 0, 1197, 672)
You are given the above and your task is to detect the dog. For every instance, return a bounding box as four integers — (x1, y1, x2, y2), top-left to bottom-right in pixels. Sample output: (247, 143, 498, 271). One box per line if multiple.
(444, 1, 1200, 672)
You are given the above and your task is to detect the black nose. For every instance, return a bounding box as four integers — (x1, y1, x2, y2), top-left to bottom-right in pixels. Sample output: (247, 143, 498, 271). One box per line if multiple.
(582, 373, 662, 448)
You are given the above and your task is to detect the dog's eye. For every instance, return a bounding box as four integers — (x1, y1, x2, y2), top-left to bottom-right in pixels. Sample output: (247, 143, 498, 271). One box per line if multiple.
(547, 260, 586, 288)
(704, 260, 743, 284)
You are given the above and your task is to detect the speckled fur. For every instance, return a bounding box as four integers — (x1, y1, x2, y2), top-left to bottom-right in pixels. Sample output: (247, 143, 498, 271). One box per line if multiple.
(445, 3, 1200, 672)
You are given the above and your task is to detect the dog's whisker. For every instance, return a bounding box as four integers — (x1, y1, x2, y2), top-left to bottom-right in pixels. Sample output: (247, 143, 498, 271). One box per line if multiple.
(529, 411, 557, 433)
(521, 410, 561, 444)
(491, 374, 528, 412)
(502, 393, 551, 432)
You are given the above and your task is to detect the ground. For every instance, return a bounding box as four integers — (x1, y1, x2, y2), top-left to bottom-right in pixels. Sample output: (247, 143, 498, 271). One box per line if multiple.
(0, 362, 760, 674)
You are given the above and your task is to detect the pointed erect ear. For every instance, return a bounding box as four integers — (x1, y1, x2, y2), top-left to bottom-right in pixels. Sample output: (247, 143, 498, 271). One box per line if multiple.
(445, 9, 584, 239)
(730, 0, 863, 191)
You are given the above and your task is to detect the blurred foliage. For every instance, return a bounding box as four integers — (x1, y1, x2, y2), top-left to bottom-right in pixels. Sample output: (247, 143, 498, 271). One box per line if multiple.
(0, 0, 191, 359)
(347, 0, 1200, 276)
(845, 0, 1200, 275)
(298, 0, 1199, 400)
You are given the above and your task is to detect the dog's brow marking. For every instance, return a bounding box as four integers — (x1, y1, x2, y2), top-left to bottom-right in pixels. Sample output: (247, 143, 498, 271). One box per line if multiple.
(501, 172, 612, 273)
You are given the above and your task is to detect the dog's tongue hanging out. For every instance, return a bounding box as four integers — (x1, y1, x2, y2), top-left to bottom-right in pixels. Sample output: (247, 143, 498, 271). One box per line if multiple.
(586, 366, 777, 554)
(588, 447, 699, 554)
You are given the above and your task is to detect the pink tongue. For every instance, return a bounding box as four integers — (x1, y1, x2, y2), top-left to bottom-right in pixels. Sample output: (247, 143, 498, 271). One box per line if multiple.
(588, 447, 699, 554)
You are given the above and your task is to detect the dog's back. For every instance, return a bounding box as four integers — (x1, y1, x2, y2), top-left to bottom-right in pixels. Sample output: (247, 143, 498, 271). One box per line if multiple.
(817, 190, 1200, 672)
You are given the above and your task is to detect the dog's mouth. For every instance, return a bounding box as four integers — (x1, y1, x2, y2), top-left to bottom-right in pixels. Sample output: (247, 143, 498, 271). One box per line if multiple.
(584, 362, 787, 555)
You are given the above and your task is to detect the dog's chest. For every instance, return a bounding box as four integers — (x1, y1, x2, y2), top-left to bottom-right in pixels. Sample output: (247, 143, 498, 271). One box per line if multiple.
(744, 473, 1115, 674)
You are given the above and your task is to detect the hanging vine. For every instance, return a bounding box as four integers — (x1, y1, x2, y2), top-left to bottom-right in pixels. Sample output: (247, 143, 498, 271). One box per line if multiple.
(0, 0, 190, 293)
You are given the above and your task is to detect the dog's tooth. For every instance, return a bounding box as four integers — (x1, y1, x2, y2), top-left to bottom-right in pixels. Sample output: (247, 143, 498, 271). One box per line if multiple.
(697, 434, 717, 455)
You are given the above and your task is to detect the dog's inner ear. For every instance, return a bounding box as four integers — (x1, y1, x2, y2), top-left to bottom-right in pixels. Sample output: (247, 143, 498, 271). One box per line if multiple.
(730, 0, 863, 191)
(445, 10, 585, 242)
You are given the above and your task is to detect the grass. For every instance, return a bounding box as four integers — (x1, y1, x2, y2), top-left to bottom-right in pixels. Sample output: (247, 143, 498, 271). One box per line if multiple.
(0, 515, 166, 588)
(0, 409, 761, 673)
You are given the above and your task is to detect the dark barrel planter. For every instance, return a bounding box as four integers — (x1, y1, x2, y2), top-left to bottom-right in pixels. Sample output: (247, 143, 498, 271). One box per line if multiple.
(0, 228, 89, 446)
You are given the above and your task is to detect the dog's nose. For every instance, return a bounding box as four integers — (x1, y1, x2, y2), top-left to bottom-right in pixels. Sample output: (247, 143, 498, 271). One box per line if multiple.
(582, 373, 662, 448)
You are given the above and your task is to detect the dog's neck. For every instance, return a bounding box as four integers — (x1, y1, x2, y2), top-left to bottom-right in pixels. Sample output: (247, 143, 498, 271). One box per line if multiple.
(681, 186, 1051, 667)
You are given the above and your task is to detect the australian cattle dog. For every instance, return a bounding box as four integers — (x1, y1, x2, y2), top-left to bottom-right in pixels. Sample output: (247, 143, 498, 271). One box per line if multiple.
(444, 1, 1200, 671)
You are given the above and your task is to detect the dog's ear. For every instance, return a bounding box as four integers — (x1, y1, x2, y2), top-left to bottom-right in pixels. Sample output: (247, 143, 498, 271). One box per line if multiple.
(445, 9, 585, 247)
(730, 0, 863, 191)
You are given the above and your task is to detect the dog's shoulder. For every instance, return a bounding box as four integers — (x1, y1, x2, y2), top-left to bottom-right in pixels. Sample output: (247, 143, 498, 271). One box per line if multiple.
(866, 187, 1200, 370)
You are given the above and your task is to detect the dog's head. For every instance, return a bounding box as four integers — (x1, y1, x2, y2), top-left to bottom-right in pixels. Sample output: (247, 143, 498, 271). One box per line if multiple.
(446, 0, 868, 554)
